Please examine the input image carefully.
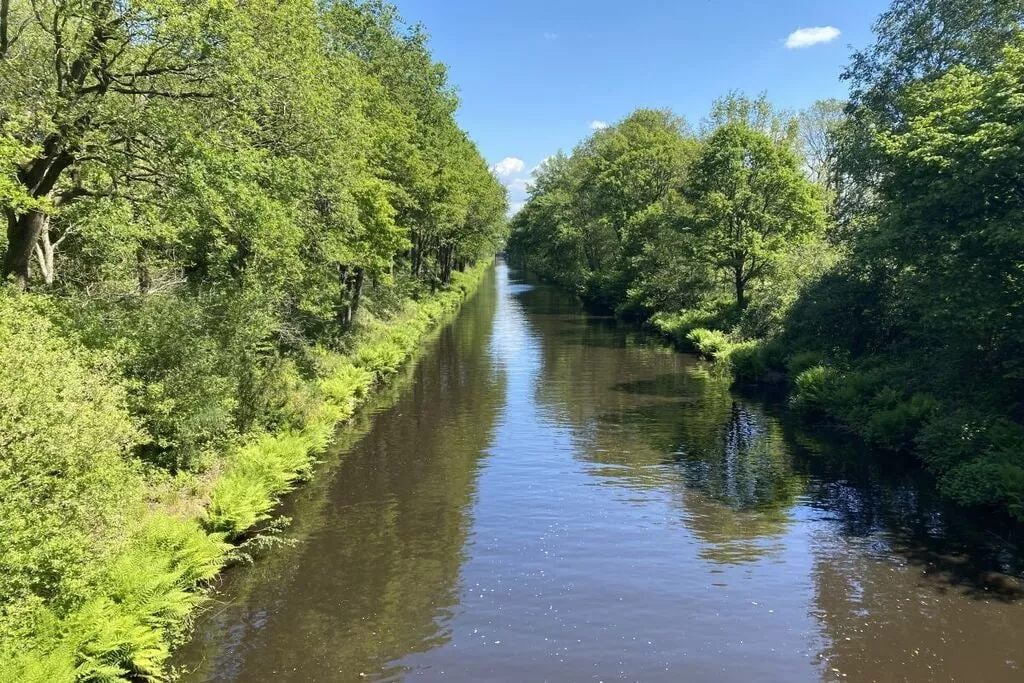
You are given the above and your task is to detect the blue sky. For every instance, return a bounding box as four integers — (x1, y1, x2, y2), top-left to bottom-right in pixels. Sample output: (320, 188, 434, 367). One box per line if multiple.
(394, 0, 891, 211)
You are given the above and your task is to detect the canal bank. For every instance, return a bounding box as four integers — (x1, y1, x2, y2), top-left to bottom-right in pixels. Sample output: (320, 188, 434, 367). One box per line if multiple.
(176, 261, 1024, 683)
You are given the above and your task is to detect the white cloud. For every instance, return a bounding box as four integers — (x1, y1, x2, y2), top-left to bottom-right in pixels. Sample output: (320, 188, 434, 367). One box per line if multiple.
(785, 26, 840, 49)
(590, 121, 609, 131)
(508, 201, 526, 216)
(543, 32, 557, 40)
(491, 156, 525, 178)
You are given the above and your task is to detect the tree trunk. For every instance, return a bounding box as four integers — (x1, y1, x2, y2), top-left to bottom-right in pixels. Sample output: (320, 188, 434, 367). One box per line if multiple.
(336, 265, 365, 328)
(337, 264, 351, 327)
(410, 233, 422, 277)
(32, 215, 55, 286)
(440, 246, 453, 285)
(734, 264, 746, 310)
(136, 245, 151, 293)
(1, 0, 11, 57)
(3, 209, 48, 289)
(349, 267, 364, 323)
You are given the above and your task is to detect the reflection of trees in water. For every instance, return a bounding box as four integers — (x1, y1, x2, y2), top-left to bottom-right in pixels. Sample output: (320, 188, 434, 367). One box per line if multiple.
(515, 274, 1023, 577)
(177, 269, 507, 682)
(669, 401, 805, 564)
(787, 418, 1024, 584)
(511, 272, 1024, 678)
(674, 402, 804, 512)
(517, 276, 807, 565)
(788, 417, 1024, 682)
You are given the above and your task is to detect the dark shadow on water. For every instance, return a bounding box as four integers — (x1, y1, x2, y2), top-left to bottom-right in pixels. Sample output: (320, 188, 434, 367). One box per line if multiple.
(590, 373, 1024, 597)
(611, 373, 714, 399)
(786, 417, 1024, 600)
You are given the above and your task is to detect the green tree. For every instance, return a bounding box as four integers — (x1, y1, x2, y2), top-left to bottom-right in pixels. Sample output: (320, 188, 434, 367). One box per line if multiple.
(687, 122, 825, 310)
(509, 109, 695, 311)
(0, 0, 260, 288)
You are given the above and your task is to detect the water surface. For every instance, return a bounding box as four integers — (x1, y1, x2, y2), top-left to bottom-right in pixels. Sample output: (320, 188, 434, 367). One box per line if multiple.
(176, 262, 1024, 682)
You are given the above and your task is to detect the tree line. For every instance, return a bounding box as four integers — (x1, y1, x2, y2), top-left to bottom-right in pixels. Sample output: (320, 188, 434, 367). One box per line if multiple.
(509, 0, 1024, 520)
(0, 0, 505, 678)
(0, 0, 508, 468)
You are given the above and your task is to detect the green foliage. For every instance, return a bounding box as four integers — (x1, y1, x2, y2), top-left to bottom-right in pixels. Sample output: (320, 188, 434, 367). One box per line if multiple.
(0, 0, 502, 673)
(509, 110, 697, 310)
(687, 328, 733, 361)
(510, 95, 827, 357)
(918, 413, 1024, 518)
(0, 511, 230, 683)
(510, 15, 1024, 522)
(0, 263, 490, 681)
(58, 515, 229, 682)
(205, 431, 320, 537)
(786, 351, 827, 378)
(687, 120, 826, 310)
(789, 365, 841, 415)
(0, 293, 140, 627)
(649, 305, 736, 348)
(723, 341, 768, 382)
(778, 18, 1024, 517)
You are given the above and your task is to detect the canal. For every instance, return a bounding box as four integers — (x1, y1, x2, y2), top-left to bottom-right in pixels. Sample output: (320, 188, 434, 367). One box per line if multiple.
(176, 261, 1024, 682)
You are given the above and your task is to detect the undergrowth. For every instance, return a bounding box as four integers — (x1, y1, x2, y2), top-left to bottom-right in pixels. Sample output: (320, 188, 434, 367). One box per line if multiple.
(0, 260, 491, 683)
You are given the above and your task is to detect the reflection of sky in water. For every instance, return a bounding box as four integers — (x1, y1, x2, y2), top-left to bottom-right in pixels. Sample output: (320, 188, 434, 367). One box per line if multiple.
(177, 262, 1024, 683)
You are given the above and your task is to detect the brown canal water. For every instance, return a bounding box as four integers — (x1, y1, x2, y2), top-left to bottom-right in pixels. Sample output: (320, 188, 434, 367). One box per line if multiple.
(175, 261, 1024, 682)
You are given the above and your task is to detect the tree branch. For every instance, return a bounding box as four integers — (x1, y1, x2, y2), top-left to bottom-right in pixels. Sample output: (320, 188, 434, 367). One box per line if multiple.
(109, 86, 218, 99)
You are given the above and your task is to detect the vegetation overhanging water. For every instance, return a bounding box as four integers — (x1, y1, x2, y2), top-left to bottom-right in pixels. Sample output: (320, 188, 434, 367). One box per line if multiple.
(175, 261, 1024, 682)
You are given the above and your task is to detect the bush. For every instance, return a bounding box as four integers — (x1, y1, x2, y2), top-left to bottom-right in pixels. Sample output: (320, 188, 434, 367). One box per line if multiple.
(204, 431, 319, 537)
(789, 364, 840, 414)
(918, 413, 1024, 520)
(786, 350, 826, 377)
(650, 303, 737, 348)
(0, 514, 230, 683)
(723, 340, 766, 381)
(0, 293, 141, 639)
(687, 327, 732, 361)
(0, 292, 243, 680)
(862, 390, 939, 450)
(60, 292, 255, 472)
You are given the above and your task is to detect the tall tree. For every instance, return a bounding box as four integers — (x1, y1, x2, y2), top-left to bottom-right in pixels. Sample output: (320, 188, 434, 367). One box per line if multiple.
(797, 99, 852, 238)
(0, 0, 257, 288)
(687, 122, 824, 309)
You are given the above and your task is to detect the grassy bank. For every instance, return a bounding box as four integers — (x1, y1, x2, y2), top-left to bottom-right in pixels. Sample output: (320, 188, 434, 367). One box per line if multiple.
(0, 261, 491, 683)
(648, 311, 1024, 522)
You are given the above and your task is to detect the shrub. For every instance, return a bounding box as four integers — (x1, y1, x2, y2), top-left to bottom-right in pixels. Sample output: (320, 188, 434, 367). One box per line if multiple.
(55, 514, 229, 682)
(789, 364, 840, 414)
(786, 350, 826, 377)
(314, 352, 375, 424)
(687, 327, 732, 361)
(0, 293, 141, 639)
(204, 431, 319, 537)
(650, 303, 737, 348)
(60, 293, 246, 472)
(720, 338, 787, 383)
(723, 340, 765, 381)
(918, 413, 1024, 520)
(863, 391, 939, 450)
